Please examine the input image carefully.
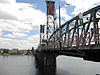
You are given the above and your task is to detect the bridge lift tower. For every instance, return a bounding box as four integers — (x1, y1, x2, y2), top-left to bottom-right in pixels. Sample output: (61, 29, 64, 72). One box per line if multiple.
(46, 0, 56, 44)
(35, 0, 57, 68)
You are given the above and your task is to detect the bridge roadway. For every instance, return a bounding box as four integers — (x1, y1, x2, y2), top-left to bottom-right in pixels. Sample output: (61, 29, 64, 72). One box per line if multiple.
(34, 45, 100, 68)
(35, 44, 100, 61)
(34, 5, 100, 68)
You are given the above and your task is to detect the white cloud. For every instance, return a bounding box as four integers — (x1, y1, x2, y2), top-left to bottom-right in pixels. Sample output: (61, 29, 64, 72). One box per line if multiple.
(56, 8, 72, 22)
(5, 32, 27, 39)
(0, 33, 40, 49)
(0, 1, 46, 30)
(63, 0, 100, 15)
(0, 37, 34, 49)
(0, 19, 32, 33)
(0, 0, 46, 49)
(27, 34, 40, 43)
(0, 0, 16, 4)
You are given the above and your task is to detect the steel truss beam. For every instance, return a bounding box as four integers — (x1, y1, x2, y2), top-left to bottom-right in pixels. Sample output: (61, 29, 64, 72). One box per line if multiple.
(47, 5, 100, 50)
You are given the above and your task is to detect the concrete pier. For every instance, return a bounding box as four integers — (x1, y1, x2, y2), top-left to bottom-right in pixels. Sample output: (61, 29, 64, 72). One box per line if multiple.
(35, 53, 57, 68)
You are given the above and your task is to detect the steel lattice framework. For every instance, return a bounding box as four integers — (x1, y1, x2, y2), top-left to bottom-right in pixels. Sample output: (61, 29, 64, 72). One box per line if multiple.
(41, 5, 100, 50)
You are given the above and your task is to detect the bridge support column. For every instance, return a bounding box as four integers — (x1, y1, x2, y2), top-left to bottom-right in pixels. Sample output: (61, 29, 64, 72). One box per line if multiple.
(35, 53, 57, 68)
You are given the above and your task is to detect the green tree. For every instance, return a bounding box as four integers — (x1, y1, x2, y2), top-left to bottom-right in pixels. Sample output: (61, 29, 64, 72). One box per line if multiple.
(9, 50, 18, 55)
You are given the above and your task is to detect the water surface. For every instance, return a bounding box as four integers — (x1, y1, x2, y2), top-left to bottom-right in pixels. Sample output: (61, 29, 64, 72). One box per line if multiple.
(0, 55, 100, 75)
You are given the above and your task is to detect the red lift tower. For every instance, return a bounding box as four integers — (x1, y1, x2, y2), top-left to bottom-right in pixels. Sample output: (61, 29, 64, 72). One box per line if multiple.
(46, 0, 56, 44)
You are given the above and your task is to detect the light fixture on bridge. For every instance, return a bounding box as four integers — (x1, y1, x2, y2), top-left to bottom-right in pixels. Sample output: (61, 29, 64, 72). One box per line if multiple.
(65, 3, 70, 6)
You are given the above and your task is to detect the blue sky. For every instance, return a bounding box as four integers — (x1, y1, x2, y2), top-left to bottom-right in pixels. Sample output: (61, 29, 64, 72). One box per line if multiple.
(0, 0, 99, 49)
(16, 0, 75, 18)
(17, 0, 46, 13)
(16, 0, 75, 35)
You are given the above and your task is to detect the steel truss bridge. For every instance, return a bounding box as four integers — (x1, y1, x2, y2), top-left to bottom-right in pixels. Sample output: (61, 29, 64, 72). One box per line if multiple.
(34, 5, 100, 67)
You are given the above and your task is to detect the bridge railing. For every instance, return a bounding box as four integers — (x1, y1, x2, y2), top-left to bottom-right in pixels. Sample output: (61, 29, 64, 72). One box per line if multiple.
(62, 28, 100, 50)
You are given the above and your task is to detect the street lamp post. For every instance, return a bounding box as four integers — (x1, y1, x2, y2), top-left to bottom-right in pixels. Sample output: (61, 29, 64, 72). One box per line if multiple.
(59, 2, 70, 51)
(59, 2, 70, 28)
(59, 2, 62, 52)
(59, 2, 61, 30)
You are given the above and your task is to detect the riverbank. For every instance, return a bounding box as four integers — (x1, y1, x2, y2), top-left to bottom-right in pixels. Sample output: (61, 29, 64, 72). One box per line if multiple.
(0, 50, 33, 56)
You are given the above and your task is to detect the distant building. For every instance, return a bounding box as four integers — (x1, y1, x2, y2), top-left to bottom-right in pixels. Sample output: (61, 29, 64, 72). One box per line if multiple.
(0, 49, 5, 53)
(12, 48, 18, 51)
(0, 49, 9, 54)
(20, 50, 28, 55)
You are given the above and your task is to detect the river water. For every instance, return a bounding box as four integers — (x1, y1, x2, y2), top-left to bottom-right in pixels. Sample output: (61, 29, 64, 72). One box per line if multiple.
(0, 55, 100, 75)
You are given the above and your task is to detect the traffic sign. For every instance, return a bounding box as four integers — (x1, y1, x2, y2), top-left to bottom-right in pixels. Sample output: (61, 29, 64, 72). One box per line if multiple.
(80, 18, 83, 25)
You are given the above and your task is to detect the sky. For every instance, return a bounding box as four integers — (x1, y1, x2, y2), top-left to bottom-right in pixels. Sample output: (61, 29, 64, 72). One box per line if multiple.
(0, 0, 99, 50)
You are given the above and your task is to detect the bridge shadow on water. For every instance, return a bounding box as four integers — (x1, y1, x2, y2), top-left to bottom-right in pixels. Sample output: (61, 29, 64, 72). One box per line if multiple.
(36, 66, 56, 75)
(35, 66, 73, 75)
